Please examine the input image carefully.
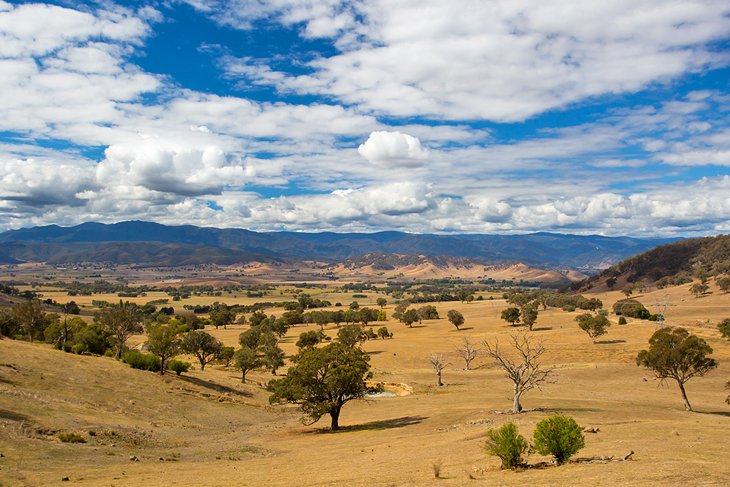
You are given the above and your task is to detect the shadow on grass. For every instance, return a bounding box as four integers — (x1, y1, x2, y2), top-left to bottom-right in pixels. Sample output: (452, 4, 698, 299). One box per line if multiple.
(533, 327, 553, 331)
(366, 350, 384, 356)
(456, 327, 474, 331)
(0, 408, 30, 422)
(597, 339, 627, 344)
(312, 415, 428, 434)
(696, 410, 730, 417)
(177, 375, 253, 397)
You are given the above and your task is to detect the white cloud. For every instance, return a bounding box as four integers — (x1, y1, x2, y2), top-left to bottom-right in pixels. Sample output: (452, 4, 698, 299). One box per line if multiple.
(357, 131, 428, 167)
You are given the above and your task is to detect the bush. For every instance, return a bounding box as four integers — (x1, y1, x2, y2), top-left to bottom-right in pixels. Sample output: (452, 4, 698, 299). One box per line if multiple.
(532, 415, 585, 465)
(719, 318, 730, 339)
(58, 432, 86, 443)
(562, 305, 576, 312)
(168, 359, 191, 376)
(484, 422, 528, 469)
(618, 316, 627, 325)
(613, 299, 651, 319)
(122, 350, 161, 372)
(597, 309, 608, 317)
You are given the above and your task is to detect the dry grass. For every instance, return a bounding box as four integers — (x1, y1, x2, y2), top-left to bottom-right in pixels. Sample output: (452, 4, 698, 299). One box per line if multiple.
(1, 285, 730, 486)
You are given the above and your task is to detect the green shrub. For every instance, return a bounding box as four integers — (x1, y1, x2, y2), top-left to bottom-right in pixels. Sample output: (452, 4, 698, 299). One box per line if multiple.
(613, 299, 651, 319)
(58, 432, 86, 443)
(719, 318, 730, 339)
(562, 305, 576, 312)
(122, 350, 161, 372)
(168, 359, 191, 376)
(618, 316, 627, 325)
(597, 309, 608, 317)
(484, 422, 528, 469)
(532, 415, 584, 465)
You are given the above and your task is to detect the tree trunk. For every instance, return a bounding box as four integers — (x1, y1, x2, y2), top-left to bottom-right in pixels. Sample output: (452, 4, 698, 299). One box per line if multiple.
(160, 356, 166, 375)
(513, 385, 523, 413)
(437, 370, 443, 387)
(241, 369, 247, 383)
(330, 407, 341, 431)
(677, 380, 692, 411)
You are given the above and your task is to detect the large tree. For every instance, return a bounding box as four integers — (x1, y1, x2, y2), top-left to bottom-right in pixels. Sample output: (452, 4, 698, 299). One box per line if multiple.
(209, 307, 234, 329)
(181, 330, 222, 370)
(146, 322, 182, 375)
(636, 327, 718, 411)
(12, 299, 53, 342)
(95, 301, 144, 359)
(575, 313, 611, 343)
(501, 307, 520, 326)
(234, 346, 262, 383)
(447, 310, 465, 331)
(268, 342, 380, 430)
(484, 333, 553, 413)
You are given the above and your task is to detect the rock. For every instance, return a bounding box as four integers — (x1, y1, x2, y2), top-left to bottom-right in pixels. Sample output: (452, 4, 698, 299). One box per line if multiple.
(62, 477, 70, 482)
(129, 455, 139, 462)
(583, 427, 600, 433)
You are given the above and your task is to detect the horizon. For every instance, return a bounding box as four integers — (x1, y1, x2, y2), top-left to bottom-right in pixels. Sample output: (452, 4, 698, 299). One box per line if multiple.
(1, 1, 729, 237)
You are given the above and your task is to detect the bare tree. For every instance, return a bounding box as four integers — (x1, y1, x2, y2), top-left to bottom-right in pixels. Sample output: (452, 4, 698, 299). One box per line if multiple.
(456, 337, 479, 370)
(483, 333, 553, 413)
(430, 354, 448, 387)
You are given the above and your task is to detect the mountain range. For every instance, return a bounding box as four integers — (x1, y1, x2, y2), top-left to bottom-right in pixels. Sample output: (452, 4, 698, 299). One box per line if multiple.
(0, 221, 676, 272)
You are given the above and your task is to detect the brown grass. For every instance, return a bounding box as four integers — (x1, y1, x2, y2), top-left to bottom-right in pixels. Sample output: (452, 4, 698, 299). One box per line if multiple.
(1, 284, 730, 486)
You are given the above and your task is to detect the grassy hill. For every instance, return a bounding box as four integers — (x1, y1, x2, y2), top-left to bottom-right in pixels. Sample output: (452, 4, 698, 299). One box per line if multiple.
(579, 234, 730, 291)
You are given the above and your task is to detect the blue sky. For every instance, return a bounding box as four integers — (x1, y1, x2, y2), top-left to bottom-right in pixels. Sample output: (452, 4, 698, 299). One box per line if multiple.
(1, 0, 729, 236)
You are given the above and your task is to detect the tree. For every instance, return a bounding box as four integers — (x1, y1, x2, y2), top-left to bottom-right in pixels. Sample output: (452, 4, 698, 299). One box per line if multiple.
(501, 307, 520, 326)
(532, 415, 584, 465)
(484, 422, 528, 469)
(456, 336, 478, 370)
(260, 332, 285, 375)
(376, 297, 387, 309)
(636, 327, 718, 411)
(447, 310, 465, 331)
(209, 307, 234, 329)
(349, 301, 360, 310)
(95, 301, 144, 359)
(146, 322, 182, 375)
(402, 309, 419, 328)
(234, 346, 262, 383)
(690, 282, 709, 297)
(181, 330, 222, 370)
(337, 324, 365, 347)
(393, 302, 409, 322)
(520, 303, 538, 331)
(417, 305, 439, 322)
(11, 300, 52, 342)
(377, 326, 392, 339)
(296, 330, 322, 349)
(575, 313, 611, 343)
(430, 354, 448, 387)
(716, 276, 730, 293)
(483, 333, 553, 413)
(268, 342, 380, 430)
(622, 285, 634, 297)
(217, 346, 235, 367)
(719, 318, 730, 340)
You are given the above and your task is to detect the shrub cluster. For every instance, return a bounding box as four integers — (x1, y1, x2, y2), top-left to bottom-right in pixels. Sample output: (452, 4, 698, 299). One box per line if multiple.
(122, 350, 162, 372)
(484, 415, 585, 469)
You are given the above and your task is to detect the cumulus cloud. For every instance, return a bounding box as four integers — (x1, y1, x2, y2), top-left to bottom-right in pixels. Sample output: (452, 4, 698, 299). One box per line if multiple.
(357, 131, 428, 167)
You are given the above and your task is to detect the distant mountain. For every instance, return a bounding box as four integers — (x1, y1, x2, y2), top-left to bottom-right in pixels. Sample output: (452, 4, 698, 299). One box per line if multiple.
(578, 234, 730, 290)
(0, 221, 677, 270)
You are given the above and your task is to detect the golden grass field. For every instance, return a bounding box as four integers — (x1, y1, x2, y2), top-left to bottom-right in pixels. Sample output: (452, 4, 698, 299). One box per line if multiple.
(1, 282, 729, 486)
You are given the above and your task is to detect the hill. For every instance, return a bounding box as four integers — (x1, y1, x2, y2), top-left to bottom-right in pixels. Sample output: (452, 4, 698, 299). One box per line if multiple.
(579, 234, 730, 291)
(0, 221, 674, 271)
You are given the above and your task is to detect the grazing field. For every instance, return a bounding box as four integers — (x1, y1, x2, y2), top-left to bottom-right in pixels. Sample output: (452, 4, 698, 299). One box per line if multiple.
(1, 284, 729, 486)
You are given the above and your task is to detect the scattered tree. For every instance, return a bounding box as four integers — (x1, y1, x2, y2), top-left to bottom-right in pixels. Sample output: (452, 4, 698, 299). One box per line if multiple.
(11, 300, 53, 342)
(181, 330, 222, 370)
(575, 313, 611, 343)
(377, 326, 393, 339)
(447, 310, 465, 331)
(483, 333, 553, 413)
(484, 422, 528, 469)
(501, 307, 520, 326)
(146, 322, 182, 375)
(217, 346, 235, 367)
(718, 318, 730, 340)
(637, 327, 718, 411)
(209, 307, 234, 329)
(521, 303, 538, 331)
(234, 346, 262, 383)
(690, 282, 709, 297)
(430, 354, 448, 387)
(532, 415, 585, 465)
(716, 276, 730, 293)
(337, 324, 365, 347)
(376, 297, 387, 309)
(94, 301, 143, 359)
(456, 336, 478, 370)
(402, 309, 419, 328)
(296, 330, 322, 349)
(268, 342, 380, 430)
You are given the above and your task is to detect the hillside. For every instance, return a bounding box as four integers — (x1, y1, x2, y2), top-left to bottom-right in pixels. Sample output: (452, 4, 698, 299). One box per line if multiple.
(0, 221, 675, 270)
(330, 253, 585, 283)
(580, 234, 730, 290)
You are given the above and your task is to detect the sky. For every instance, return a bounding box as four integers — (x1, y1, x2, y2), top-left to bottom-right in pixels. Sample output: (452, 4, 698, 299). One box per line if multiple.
(1, 0, 730, 237)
